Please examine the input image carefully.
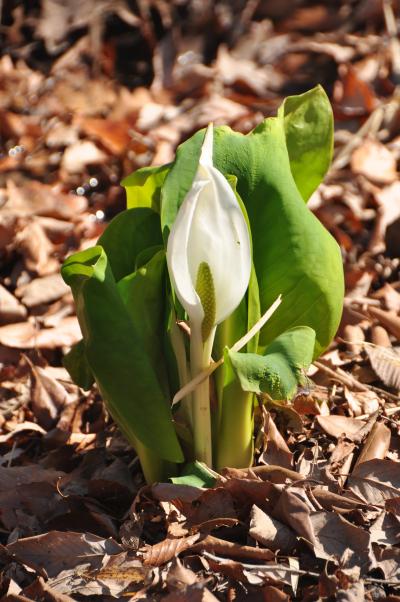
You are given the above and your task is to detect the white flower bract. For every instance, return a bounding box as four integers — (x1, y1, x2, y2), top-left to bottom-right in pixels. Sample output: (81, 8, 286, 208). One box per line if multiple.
(167, 124, 251, 334)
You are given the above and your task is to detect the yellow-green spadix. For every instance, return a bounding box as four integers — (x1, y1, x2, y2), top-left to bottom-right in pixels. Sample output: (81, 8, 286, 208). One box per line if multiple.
(166, 124, 251, 343)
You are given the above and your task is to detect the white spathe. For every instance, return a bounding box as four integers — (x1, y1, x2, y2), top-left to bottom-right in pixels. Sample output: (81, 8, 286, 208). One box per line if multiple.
(167, 124, 251, 332)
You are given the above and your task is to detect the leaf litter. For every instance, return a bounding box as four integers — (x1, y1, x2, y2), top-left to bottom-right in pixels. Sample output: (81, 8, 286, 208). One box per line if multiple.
(1, 0, 400, 600)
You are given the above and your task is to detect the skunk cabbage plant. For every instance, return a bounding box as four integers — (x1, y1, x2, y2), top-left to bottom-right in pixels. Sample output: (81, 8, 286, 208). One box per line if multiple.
(62, 86, 344, 485)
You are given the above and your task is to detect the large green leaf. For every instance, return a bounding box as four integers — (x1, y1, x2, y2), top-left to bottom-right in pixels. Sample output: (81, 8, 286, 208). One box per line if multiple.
(280, 85, 333, 202)
(161, 87, 344, 358)
(98, 207, 162, 282)
(117, 249, 170, 396)
(228, 326, 316, 400)
(61, 246, 183, 463)
(121, 164, 170, 213)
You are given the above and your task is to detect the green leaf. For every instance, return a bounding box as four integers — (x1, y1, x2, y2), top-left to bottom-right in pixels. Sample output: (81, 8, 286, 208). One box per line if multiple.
(97, 207, 162, 282)
(61, 245, 183, 463)
(171, 461, 217, 488)
(122, 164, 170, 213)
(63, 339, 94, 390)
(279, 85, 333, 202)
(228, 326, 316, 400)
(117, 249, 170, 396)
(161, 88, 344, 358)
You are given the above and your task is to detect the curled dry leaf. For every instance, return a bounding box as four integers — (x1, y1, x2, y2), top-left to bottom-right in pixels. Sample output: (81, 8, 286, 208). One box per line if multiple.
(249, 504, 297, 554)
(354, 421, 391, 468)
(192, 534, 276, 562)
(259, 411, 293, 469)
(141, 533, 200, 567)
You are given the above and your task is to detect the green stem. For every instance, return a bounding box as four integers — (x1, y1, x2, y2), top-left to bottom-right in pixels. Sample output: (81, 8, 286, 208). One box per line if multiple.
(191, 324, 215, 466)
(215, 379, 254, 471)
(134, 435, 177, 483)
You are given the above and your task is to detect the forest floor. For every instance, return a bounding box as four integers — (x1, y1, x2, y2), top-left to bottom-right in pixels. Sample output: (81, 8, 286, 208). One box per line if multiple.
(0, 1, 400, 600)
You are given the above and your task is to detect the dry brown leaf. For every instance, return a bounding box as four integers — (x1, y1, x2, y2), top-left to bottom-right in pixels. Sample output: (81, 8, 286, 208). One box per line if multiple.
(8, 531, 123, 578)
(0, 465, 64, 493)
(23, 577, 76, 602)
(272, 487, 315, 544)
(249, 505, 297, 554)
(369, 182, 400, 253)
(334, 65, 377, 116)
(310, 511, 372, 570)
(221, 464, 303, 484)
(316, 415, 367, 440)
(366, 344, 400, 389)
(354, 422, 391, 468)
(0, 284, 27, 324)
(373, 544, 400, 580)
(370, 511, 400, 546)
(374, 283, 400, 313)
(343, 324, 365, 354)
(215, 45, 271, 96)
(259, 411, 293, 469)
(27, 359, 72, 428)
(61, 140, 107, 173)
(5, 180, 87, 220)
(192, 534, 275, 562)
(17, 220, 59, 275)
(312, 488, 367, 513)
(349, 459, 400, 504)
(0, 421, 47, 443)
(344, 388, 380, 417)
(164, 584, 219, 602)
(15, 274, 69, 308)
(166, 558, 199, 591)
(351, 138, 397, 184)
(141, 533, 200, 567)
(368, 306, 400, 341)
(76, 117, 133, 155)
(371, 325, 392, 347)
(0, 316, 81, 349)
